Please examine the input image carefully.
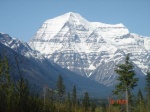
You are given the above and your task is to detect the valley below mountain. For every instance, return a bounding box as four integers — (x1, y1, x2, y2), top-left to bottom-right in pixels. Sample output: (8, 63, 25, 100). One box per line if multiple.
(0, 12, 149, 97)
(0, 33, 111, 97)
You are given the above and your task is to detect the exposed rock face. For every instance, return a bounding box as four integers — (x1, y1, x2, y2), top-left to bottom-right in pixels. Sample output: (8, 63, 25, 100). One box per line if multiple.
(0, 33, 111, 97)
(28, 12, 150, 86)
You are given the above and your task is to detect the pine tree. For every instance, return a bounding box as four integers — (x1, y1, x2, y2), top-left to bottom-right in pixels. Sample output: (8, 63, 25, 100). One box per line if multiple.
(137, 89, 144, 103)
(72, 85, 77, 106)
(136, 89, 145, 112)
(4, 57, 15, 112)
(0, 55, 15, 112)
(56, 75, 65, 101)
(113, 54, 138, 112)
(66, 92, 71, 112)
(145, 71, 150, 111)
(47, 88, 54, 103)
(16, 77, 29, 112)
(0, 56, 7, 111)
(82, 92, 90, 112)
(14, 56, 30, 112)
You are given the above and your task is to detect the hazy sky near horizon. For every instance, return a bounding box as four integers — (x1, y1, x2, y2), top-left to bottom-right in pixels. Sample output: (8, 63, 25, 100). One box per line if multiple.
(0, 0, 150, 42)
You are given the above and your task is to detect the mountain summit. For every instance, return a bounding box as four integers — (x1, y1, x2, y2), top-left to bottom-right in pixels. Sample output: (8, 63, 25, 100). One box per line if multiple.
(29, 12, 150, 86)
(29, 12, 129, 54)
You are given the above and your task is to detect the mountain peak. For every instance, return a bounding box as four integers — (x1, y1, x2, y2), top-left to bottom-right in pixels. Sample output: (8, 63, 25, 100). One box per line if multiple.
(45, 12, 82, 23)
(28, 12, 150, 86)
(30, 12, 130, 43)
(61, 12, 82, 18)
(65, 12, 78, 16)
(0, 33, 12, 42)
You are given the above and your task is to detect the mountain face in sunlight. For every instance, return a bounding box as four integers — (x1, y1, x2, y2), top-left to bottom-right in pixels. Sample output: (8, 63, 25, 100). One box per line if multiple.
(28, 12, 150, 86)
(0, 33, 111, 97)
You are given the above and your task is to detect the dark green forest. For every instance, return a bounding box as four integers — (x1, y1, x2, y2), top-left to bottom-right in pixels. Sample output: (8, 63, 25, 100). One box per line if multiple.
(0, 54, 150, 112)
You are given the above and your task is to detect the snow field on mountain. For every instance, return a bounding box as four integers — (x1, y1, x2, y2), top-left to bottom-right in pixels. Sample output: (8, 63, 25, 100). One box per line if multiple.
(28, 12, 150, 86)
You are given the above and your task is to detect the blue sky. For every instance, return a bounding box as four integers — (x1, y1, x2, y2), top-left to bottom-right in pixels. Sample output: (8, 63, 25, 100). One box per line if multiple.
(0, 0, 150, 42)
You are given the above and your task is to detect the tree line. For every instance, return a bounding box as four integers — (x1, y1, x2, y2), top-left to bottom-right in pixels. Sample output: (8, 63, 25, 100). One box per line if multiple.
(0, 54, 150, 112)
(0, 55, 95, 112)
(110, 54, 150, 112)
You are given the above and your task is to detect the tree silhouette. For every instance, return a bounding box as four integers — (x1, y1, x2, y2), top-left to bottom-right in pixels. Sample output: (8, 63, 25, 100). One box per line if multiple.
(56, 75, 65, 101)
(113, 54, 138, 112)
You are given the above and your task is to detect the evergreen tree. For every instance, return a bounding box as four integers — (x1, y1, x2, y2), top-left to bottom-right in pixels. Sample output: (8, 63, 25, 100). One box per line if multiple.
(137, 89, 144, 103)
(145, 71, 150, 111)
(0, 56, 15, 112)
(113, 54, 138, 112)
(0, 56, 7, 111)
(56, 75, 65, 101)
(82, 92, 90, 112)
(47, 88, 54, 103)
(136, 89, 145, 112)
(66, 92, 71, 112)
(15, 77, 29, 112)
(6, 58, 15, 111)
(72, 85, 77, 106)
(0, 54, 57, 112)
(0, 56, 11, 86)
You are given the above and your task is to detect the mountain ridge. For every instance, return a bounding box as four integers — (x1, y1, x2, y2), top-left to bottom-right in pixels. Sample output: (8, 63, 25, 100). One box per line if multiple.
(28, 12, 150, 86)
(0, 32, 111, 97)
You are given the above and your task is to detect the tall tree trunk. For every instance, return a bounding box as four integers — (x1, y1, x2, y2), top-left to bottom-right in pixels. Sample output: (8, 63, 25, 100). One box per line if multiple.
(126, 87, 129, 112)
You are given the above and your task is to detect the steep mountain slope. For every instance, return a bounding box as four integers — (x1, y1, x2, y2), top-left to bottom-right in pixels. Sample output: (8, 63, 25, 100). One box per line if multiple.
(0, 33, 111, 97)
(29, 12, 150, 86)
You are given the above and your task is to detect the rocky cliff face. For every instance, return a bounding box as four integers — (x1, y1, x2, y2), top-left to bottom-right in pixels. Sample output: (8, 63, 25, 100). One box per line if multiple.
(0, 33, 111, 97)
(28, 12, 150, 86)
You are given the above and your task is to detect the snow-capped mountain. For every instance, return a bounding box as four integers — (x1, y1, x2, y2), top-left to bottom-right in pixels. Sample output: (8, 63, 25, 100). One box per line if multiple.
(0, 33, 111, 97)
(29, 12, 150, 86)
(0, 33, 44, 59)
